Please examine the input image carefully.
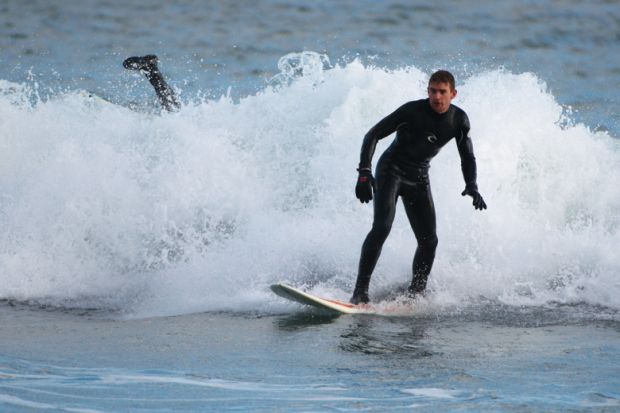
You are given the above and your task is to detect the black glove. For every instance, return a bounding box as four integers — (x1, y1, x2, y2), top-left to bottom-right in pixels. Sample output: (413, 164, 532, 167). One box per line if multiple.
(355, 168, 374, 203)
(461, 184, 487, 210)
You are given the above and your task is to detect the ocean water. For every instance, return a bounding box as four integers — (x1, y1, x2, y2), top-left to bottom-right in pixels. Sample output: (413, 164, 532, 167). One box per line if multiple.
(1, 0, 619, 412)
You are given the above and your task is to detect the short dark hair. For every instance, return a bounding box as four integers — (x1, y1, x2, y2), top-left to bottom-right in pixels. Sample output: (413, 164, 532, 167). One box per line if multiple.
(429, 70, 455, 91)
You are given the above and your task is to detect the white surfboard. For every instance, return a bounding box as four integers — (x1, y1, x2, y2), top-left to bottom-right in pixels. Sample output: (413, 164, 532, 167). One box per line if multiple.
(270, 283, 376, 315)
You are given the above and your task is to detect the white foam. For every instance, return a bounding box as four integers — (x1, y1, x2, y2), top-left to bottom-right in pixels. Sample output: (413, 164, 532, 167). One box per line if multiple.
(0, 53, 618, 317)
(401, 387, 460, 399)
(0, 394, 55, 409)
(0, 393, 105, 413)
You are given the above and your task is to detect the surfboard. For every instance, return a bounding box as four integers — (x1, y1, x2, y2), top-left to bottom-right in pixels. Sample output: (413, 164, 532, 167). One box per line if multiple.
(77, 90, 114, 107)
(270, 283, 376, 315)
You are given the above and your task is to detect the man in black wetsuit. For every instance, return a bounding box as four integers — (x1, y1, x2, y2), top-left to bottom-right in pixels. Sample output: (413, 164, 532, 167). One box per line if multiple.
(351, 70, 487, 304)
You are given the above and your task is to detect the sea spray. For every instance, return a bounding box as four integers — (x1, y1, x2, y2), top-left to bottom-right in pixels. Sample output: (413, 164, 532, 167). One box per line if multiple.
(0, 54, 618, 317)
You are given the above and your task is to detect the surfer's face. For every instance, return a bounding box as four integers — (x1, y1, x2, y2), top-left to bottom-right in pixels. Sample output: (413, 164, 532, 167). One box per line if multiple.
(428, 81, 457, 114)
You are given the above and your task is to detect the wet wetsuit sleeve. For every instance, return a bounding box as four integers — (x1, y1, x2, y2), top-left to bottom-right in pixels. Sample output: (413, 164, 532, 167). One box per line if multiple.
(359, 103, 411, 170)
(456, 113, 478, 189)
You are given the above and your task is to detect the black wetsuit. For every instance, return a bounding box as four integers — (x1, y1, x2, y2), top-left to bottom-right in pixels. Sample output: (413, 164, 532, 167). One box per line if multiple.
(354, 98, 478, 298)
(123, 55, 180, 112)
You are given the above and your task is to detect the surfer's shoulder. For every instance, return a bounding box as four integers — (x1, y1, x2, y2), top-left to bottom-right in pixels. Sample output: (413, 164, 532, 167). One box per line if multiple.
(450, 104, 467, 117)
(449, 104, 468, 120)
(396, 99, 426, 115)
(449, 104, 470, 130)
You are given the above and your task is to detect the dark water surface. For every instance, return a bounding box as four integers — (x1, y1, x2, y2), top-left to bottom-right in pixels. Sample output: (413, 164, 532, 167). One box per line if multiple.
(1, 305, 619, 412)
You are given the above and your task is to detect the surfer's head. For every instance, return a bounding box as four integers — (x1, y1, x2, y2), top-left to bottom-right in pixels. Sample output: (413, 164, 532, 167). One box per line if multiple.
(428, 70, 457, 114)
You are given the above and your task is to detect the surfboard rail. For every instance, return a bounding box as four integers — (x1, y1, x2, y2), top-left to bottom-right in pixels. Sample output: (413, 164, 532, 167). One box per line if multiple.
(270, 283, 375, 314)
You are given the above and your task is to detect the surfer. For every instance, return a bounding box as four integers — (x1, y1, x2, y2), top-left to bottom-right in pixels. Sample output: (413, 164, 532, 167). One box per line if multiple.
(123, 54, 180, 112)
(350, 70, 487, 304)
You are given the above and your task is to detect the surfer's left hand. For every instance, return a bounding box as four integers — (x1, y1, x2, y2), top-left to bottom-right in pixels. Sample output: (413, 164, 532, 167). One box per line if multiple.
(461, 187, 487, 210)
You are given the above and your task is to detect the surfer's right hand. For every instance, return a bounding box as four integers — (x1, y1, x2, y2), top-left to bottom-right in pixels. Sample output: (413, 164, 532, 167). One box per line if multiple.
(355, 168, 374, 203)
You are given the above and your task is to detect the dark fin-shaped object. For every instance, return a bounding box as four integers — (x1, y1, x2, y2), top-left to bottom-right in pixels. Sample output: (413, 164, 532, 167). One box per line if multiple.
(123, 54, 180, 112)
(123, 54, 159, 71)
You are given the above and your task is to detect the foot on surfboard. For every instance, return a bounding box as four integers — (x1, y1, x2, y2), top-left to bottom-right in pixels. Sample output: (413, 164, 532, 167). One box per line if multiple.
(271, 283, 421, 315)
(349, 290, 370, 305)
(271, 283, 375, 315)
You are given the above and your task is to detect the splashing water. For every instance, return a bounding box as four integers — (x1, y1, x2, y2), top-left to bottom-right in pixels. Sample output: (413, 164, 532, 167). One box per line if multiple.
(0, 53, 618, 317)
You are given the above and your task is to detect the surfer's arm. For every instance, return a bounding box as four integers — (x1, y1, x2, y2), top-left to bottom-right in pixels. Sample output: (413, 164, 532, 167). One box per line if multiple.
(456, 112, 486, 210)
(359, 103, 410, 170)
(455, 113, 477, 190)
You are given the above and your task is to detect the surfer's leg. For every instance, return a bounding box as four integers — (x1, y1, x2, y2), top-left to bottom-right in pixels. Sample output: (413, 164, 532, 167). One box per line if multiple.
(123, 55, 180, 112)
(351, 171, 400, 304)
(402, 183, 438, 295)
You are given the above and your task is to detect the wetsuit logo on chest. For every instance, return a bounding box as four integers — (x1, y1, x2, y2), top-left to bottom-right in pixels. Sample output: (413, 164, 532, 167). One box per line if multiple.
(426, 134, 438, 143)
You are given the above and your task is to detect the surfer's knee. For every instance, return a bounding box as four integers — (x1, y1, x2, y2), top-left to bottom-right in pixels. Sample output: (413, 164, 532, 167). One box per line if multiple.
(369, 220, 393, 243)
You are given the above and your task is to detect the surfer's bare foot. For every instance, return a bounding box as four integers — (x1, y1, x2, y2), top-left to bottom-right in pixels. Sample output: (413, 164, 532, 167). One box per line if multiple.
(123, 55, 159, 71)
